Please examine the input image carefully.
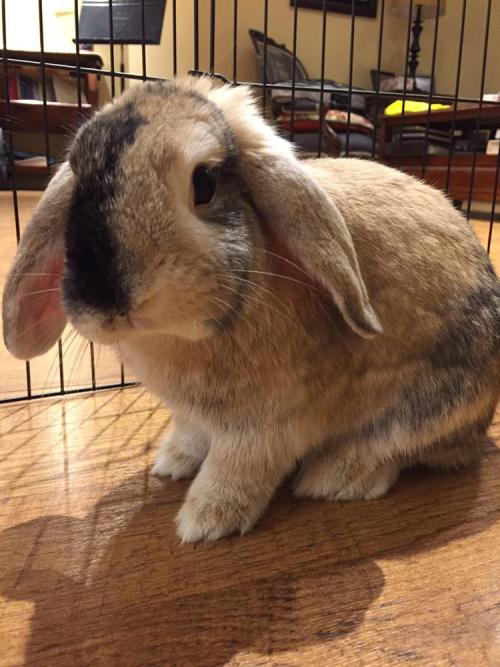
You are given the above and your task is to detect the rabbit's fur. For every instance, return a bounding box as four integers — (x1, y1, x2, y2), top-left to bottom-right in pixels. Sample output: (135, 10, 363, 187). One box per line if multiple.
(3, 77, 499, 541)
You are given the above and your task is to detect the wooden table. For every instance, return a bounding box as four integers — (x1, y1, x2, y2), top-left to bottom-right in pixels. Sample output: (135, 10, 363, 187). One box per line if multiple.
(377, 103, 500, 204)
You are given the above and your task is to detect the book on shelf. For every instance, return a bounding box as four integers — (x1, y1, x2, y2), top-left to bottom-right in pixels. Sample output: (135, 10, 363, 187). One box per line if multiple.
(486, 139, 499, 155)
(387, 140, 449, 156)
(6, 72, 85, 104)
(393, 126, 463, 146)
(52, 76, 87, 104)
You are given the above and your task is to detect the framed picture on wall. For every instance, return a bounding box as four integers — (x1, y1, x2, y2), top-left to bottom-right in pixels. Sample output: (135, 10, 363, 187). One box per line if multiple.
(292, 1, 377, 18)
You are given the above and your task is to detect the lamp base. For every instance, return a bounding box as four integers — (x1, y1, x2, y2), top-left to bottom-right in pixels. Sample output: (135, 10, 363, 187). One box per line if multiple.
(408, 5, 423, 92)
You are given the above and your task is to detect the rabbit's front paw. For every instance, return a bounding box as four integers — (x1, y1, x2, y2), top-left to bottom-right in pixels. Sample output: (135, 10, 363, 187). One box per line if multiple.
(152, 428, 209, 480)
(176, 483, 258, 543)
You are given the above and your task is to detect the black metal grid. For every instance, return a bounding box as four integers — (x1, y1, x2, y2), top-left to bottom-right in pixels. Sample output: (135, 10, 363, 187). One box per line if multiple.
(1, 0, 498, 404)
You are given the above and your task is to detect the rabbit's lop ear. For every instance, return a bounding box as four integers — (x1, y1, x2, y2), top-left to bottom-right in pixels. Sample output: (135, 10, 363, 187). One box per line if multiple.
(244, 152, 383, 338)
(2, 162, 72, 359)
(208, 84, 382, 338)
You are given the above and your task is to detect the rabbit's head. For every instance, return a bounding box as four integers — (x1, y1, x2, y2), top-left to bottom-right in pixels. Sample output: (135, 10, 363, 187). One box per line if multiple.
(3, 77, 381, 360)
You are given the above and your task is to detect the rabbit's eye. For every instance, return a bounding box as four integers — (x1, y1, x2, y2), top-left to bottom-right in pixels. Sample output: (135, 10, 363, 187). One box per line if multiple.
(192, 165, 216, 206)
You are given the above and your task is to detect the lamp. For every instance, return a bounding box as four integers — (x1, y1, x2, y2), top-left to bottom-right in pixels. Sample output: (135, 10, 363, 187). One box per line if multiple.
(391, 1, 446, 91)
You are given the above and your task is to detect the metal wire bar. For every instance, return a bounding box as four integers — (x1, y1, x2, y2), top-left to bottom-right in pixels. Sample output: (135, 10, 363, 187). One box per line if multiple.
(465, 0, 492, 221)
(1, 0, 32, 398)
(73, 0, 96, 390)
(371, 0, 385, 160)
(232, 0, 238, 81)
(0, 383, 138, 406)
(444, 0, 467, 195)
(193, 0, 199, 70)
(38, 0, 65, 395)
(289, 0, 298, 143)
(344, 0, 356, 156)
(120, 44, 126, 93)
(262, 0, 269, 112)
(141, 0, 147, 80)
(420, 0, 441, 178)
(209, 0, 216, 73)
(73, 1, 82, 109)
(316, 0, 328, 157)
(108, 0, 116, 97)
(396, 0, 414, 167)
(172, 0, 178, 76)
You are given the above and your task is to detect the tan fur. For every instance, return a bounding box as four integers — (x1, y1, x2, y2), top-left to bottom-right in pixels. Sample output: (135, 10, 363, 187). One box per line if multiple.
(3, 77, 499, 542)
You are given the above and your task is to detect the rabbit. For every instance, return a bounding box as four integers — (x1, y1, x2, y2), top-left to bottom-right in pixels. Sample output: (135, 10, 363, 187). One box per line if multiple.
(3, 76, 500, 542)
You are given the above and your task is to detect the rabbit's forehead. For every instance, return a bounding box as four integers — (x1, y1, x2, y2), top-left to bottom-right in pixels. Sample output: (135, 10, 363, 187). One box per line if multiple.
(132, 92, 235, 166)
(70, 102, 148, 179)
(72, 88, 231, 170)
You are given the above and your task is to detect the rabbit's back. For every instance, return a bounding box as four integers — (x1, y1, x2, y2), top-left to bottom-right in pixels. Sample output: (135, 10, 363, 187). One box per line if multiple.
(305, 158, 499, 343)
(302, 158, 499, 459)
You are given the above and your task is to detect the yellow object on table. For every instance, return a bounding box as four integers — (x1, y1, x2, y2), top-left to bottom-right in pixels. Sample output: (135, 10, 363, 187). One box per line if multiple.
(384, 100, 451, 115)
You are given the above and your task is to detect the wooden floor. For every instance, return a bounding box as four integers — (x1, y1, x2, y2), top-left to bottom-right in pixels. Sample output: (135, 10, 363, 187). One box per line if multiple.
(0, 193, 499, 665)
(0, 387, 498, 666)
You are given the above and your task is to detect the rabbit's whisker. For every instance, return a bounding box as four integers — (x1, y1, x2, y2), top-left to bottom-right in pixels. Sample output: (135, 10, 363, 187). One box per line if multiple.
(68, 337, 90, 389)
(16, 312, 56, 339)
(13, 272, 61, 277)
(219, 278, 297, 330)
(20, 288, 61, 299)
(210, 294, 259, 336)
(231, 268, 322, 292)
(41, 327, 79, 396)
(261, 249, 310, 277)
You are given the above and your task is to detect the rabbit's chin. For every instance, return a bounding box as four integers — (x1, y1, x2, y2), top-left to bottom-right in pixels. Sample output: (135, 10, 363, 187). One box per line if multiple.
(69, 313, 135, 345)
(70, 311, 214, 346)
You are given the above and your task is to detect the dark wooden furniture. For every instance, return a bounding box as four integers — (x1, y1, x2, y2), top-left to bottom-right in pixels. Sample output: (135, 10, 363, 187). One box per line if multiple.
(377, 103, 500, 203)
(1, 49, 103, 189)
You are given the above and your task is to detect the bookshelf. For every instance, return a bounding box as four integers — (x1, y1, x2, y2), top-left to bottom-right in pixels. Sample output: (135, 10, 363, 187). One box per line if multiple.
(0, 49, 103, 189)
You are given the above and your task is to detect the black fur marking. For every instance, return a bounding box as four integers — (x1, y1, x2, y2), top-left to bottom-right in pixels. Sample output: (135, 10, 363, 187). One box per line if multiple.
(64, 105, 147, 313)
(198, 153, 253, 332)
(430, 280, 500, 371)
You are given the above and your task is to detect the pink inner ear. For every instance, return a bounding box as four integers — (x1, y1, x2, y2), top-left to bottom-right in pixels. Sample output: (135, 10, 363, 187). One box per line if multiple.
(14, 255, 67, 359)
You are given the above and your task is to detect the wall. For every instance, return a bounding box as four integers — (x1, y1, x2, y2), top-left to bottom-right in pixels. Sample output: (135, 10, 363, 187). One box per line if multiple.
(124, 0, 406, 90)
(418, 0, 500, 98)
(126, 1, 195, 81)
(196, 0, 500, 97)
(0, 0, 75, 52)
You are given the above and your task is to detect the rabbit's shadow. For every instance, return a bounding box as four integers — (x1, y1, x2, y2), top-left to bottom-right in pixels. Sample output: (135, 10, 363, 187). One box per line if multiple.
(0, 446, 497, 666)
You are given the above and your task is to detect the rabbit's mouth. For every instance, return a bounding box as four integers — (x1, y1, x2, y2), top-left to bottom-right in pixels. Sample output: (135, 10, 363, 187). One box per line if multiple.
(69, 311, 136, 345)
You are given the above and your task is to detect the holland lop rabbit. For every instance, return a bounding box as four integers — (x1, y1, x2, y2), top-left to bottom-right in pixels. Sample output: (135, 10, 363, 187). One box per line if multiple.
(3, 77, 499, 542)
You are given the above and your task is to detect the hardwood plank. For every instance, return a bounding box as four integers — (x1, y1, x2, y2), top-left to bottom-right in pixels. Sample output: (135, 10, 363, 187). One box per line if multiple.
(0, 387, 498, 666)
